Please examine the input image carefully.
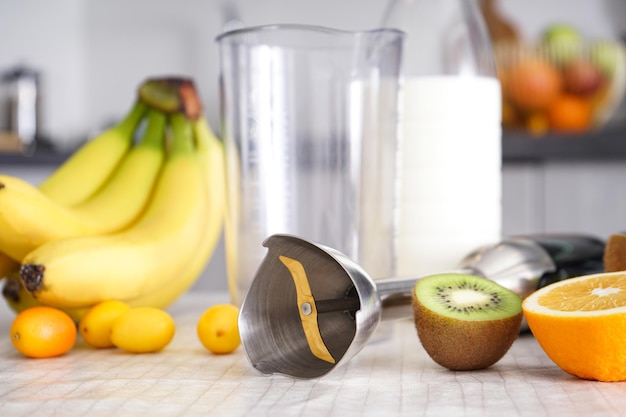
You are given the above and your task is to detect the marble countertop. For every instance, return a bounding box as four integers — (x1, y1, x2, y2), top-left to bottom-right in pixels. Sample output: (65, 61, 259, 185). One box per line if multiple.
(0, 292, 625, 417)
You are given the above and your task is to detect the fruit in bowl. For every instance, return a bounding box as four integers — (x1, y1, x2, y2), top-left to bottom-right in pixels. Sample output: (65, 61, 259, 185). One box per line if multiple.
(502, 56, 562, 112)
(562, 59, 605, 96)
(541, 23, 583, 66)
(495, 25, 626, 135)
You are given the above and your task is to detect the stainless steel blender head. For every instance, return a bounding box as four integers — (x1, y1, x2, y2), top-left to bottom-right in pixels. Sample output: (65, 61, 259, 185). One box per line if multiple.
(239, 233, 604, 379)
(238, 234, 379, 379)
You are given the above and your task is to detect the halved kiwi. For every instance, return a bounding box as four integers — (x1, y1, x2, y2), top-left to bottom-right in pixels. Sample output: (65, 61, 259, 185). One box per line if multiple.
(412, 273, 523, 371)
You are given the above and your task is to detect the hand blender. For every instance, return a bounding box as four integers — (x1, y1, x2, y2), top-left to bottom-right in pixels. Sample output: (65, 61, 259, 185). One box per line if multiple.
(238, 233, 604, 379)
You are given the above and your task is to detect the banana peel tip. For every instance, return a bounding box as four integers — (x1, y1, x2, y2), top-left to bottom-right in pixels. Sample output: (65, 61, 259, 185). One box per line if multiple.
(20, 264, 45, 293)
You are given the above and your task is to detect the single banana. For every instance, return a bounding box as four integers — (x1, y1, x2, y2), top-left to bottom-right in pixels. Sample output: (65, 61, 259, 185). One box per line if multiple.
(0, 177, 104, 260)
(38, 100, 147, 206)
(0, 110, 166, 261)
(122, 115, 226, 309)
(20, 113, 209, 308)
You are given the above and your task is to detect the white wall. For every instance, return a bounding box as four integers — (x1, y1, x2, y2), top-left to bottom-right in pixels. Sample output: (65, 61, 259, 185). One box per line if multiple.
(0, 0, 390, 148)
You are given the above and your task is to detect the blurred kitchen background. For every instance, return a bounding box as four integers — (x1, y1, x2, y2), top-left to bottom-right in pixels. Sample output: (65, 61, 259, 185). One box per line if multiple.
(1, 0, 625, 290)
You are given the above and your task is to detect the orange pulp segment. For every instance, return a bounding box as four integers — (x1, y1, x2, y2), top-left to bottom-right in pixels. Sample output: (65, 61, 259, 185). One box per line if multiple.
(536, 274, 626, 312)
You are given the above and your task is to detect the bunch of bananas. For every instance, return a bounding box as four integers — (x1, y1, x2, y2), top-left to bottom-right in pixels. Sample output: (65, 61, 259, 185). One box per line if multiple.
(0, 77, 225, 320)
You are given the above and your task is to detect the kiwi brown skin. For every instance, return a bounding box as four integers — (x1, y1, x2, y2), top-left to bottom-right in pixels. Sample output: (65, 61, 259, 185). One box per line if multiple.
(412, 287, 523, 371)
(604, 234, 626, 272)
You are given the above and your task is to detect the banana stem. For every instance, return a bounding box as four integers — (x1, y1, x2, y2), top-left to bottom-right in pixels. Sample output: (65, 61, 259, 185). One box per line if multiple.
(116, 100, 148, 139)
(169, 114, 195, 154)
(138, 78, 202, 120)
(138, 110, 167, 149)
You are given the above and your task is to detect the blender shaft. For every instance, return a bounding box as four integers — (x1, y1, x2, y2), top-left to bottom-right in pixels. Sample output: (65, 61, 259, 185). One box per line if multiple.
(376, 276, 417, 321)
(376, 271, 473, 321)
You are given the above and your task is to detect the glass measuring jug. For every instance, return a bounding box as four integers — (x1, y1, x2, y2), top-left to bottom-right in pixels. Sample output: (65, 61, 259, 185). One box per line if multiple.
(217, 24, 404, 305)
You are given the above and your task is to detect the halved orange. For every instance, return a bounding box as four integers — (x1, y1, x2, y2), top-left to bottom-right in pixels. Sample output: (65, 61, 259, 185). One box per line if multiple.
(523, 272, 626, 382)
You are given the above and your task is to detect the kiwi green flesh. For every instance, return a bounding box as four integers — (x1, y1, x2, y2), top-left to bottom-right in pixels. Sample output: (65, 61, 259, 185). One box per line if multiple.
(412, 273, 523, 371)
(414, 273, 522, 321)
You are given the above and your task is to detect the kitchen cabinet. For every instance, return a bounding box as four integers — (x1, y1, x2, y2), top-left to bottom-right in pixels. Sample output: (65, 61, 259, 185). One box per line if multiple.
(502, 125, 626, 161)
(0, 146, 69, 183)
(0, 291, 625, 417)
(501, 125, 626, 239)
(0, 164, 56, 187)
(502, 160, 626, 238)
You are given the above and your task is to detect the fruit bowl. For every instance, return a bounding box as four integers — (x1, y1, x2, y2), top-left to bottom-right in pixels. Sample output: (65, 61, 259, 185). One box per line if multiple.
(494, 40, 626, 136)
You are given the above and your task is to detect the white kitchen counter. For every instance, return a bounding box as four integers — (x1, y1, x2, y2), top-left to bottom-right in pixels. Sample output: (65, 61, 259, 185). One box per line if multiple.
(0, 291, 625, 417)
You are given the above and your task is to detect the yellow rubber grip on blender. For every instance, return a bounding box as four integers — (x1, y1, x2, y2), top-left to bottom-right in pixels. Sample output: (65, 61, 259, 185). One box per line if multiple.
(279, 255, 336, 364)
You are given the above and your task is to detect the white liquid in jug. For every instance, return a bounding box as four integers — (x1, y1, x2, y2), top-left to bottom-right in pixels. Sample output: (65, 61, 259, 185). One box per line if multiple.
(396, 76, 502, 277)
